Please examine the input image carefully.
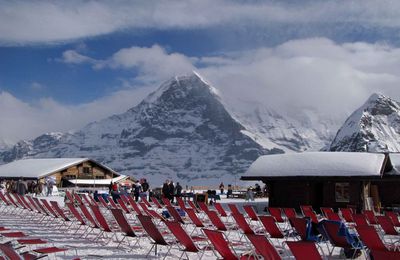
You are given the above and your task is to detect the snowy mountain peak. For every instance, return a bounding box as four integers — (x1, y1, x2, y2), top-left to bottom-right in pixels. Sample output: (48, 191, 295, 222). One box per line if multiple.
(330, 93, 400, 152)
(0, 74, 270, 185)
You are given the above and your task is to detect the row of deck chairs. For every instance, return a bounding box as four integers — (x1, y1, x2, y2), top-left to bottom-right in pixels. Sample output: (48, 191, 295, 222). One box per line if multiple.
(265, 205, 400, 259)
(0, 192, 80, 259)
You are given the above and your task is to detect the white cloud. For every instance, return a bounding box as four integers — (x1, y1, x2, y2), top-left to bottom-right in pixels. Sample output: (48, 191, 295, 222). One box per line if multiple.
(1, 0, 400, 45)
(0, 85, 154, 144)
(61, 44, 196, 83)
(4, 38, 400, 144)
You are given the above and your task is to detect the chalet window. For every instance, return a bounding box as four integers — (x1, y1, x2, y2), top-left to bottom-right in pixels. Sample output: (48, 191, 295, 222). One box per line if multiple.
(335, 183, 350, 203)
(95, 176, 105, 179)
(65, 175, 75, 179)
(82, 167, 91, 174)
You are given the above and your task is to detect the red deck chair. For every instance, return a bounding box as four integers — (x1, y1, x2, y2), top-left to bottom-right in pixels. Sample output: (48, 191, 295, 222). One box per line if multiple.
(90, 205, 118, 244)
(283, 208, 297, 219)
(320, 207, 334, 218)
(141, 197, 152, 208)
(228, 204, 241, 215)
(304, 210, 319, 224)
(65, 190, 75, 203)
(376, 216, 399, 236)
(187, 200, 200, 213)
(13, 194, 31, 212)
(286, 241, 322, 260)
(268, 207, 284, 223)
(32, 198, 54, 224)
(82, 193, 93, 206)
(205, 210, 229, 231)
(259, 215, 285, 239)
(78, 203, 99, 229)
(162, 197, 173, 207)
(326, 211, 341, 222)
(176, 197, 186, 210)
(185, 207, 206, 229)
(65, 202, 92, 237)
(166, 206, 185, 224)
(197, 201, 209, 213)
(213, 203, 228, 217)
(363, 210, 378, 225)
(150, 197, 163, 209)
(110, 208, 143, 248)
(108, 197, 119, 209)
(340, 208, 354, 223)
(246, 233, 281, 260)
(289, 217, 309, 241)
(137, 214, 176, 257)
(116, 198, 130, 214)
(300, 205, 314, 215)
(127, 196, 143, 215)
(98, 196, 109, 208)
(73, 193, 84, 205)
(371, 250, 400, 260)
(203, 229, 256, 260)
(385, 211, 400, 227)
(231, 213, 256, 237)
(322, 221, 362, 257)
(243, 205, 259, 222)
(50, 201, 74, 228)
(165, 221, 209, 259)
(353, 214, 369, 226)
(356, 225, 397, 251)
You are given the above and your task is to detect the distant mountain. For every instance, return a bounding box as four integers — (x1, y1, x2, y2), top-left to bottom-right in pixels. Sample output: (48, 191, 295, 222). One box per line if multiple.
(330, 93, 400, 152)
(0, 73, 276, 185)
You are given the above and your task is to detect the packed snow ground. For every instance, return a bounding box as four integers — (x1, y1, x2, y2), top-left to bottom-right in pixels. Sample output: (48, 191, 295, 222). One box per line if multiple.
(0, 195, 366, 259)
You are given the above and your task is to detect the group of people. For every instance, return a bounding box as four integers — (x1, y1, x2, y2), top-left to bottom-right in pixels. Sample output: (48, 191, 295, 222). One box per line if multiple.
(162, 179, 182, 203)
(0, 177, 56, 196)
(108, 178, 151, 202)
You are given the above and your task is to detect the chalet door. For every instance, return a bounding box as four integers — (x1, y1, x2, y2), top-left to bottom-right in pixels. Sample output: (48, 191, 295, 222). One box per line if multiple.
(313, 182, 324, 211)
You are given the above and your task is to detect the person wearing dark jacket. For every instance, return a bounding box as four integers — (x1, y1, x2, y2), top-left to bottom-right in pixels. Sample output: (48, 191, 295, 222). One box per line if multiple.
(16, 178, 27, 195)
(168, 181, 175, 203)
(162, 180, 169, 199)
(175, 182, 182, 198)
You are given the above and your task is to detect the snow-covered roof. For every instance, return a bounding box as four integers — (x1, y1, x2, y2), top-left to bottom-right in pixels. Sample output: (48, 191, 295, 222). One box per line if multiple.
(0, 158, 117, 179)
(389, 153, 400, 174)
(68, 175, 128, 185)
(243, 152, 387, 178)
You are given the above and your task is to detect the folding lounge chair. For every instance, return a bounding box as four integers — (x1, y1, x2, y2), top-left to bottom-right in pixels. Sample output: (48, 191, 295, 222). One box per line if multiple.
(353, 214, 369, 227)
(286, 241, 323, 260)
(363, 210, 378, 225)
(300, 205, 314, 216)
(166, 206, 186, 224)
(385, 211, 400, 227)
(283, 208, 297, 219)
(340, 208, 354, 223)
(137, 215, 176, 257)
(231, 213, 258, 239)
(320, 220, 363, 258)
(141, 197, 152, 208)
(268, 207, 285, 223)
(116, 198, 131, 214)
(127, 196, 143, 215)
(187, 200, 200, 213)
(197, 202, 210, 213)
(356, 225, 398, 252)
(376, 215, 399, 236)
(205, 210, 235, 232)
(176, 197, 186, 210)
(228, 204, 241, 215)
(243, 205, 259, 222)
(89, 205, 118, 243)
(326, 211, 342, 222)
(98, 196, 109, 208)
(151, 197, 163, 209)
(73, 193, 84, 206)
(320, 207, 334, 218)
(203, 229, 256, 260)
(162, 197, 173, 207)
(288, 217, 309, 241)
(165, 221, 210, 260)
(213, 203, 228, 218)
(370, 249, 400, 260)
(258, 215, 285, 239)
(110, 208, 143, 248)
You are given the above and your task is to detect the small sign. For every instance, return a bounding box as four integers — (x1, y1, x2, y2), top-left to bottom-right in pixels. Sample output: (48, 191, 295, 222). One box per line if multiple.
(335, 182, 350, 203)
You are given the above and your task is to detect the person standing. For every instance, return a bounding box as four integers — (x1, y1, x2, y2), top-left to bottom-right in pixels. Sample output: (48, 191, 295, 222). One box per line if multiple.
(134, 180, 142, 202)
(16, 178, 27, 195)
(175, 182, 182, 198)
(219, 182, 225, 195)
(162, 180, 169, 199)
(168, 181, 175, 203)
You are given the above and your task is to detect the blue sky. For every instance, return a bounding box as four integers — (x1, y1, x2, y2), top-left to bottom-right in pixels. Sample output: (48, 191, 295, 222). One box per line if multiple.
(1, 0, 400, 143)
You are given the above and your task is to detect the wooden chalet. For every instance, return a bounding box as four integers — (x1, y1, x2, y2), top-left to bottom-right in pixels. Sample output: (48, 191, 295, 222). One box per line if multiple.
(0, 158, 129, 188)
(241, 152, 400, 212)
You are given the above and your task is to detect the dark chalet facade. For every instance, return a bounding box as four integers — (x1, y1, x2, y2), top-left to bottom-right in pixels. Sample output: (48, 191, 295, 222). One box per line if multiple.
(241, 152, 400, 213)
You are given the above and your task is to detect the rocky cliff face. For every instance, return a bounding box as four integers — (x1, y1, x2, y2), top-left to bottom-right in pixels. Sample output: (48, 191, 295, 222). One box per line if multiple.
(0, 73, 274, 185)
(330, 93, 400, 152)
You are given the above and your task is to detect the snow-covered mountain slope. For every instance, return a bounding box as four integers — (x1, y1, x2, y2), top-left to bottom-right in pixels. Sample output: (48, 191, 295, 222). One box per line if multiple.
(227, 104, 337, 152)
(0, 73, 275, 185)
(330, 93, 400, 152)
